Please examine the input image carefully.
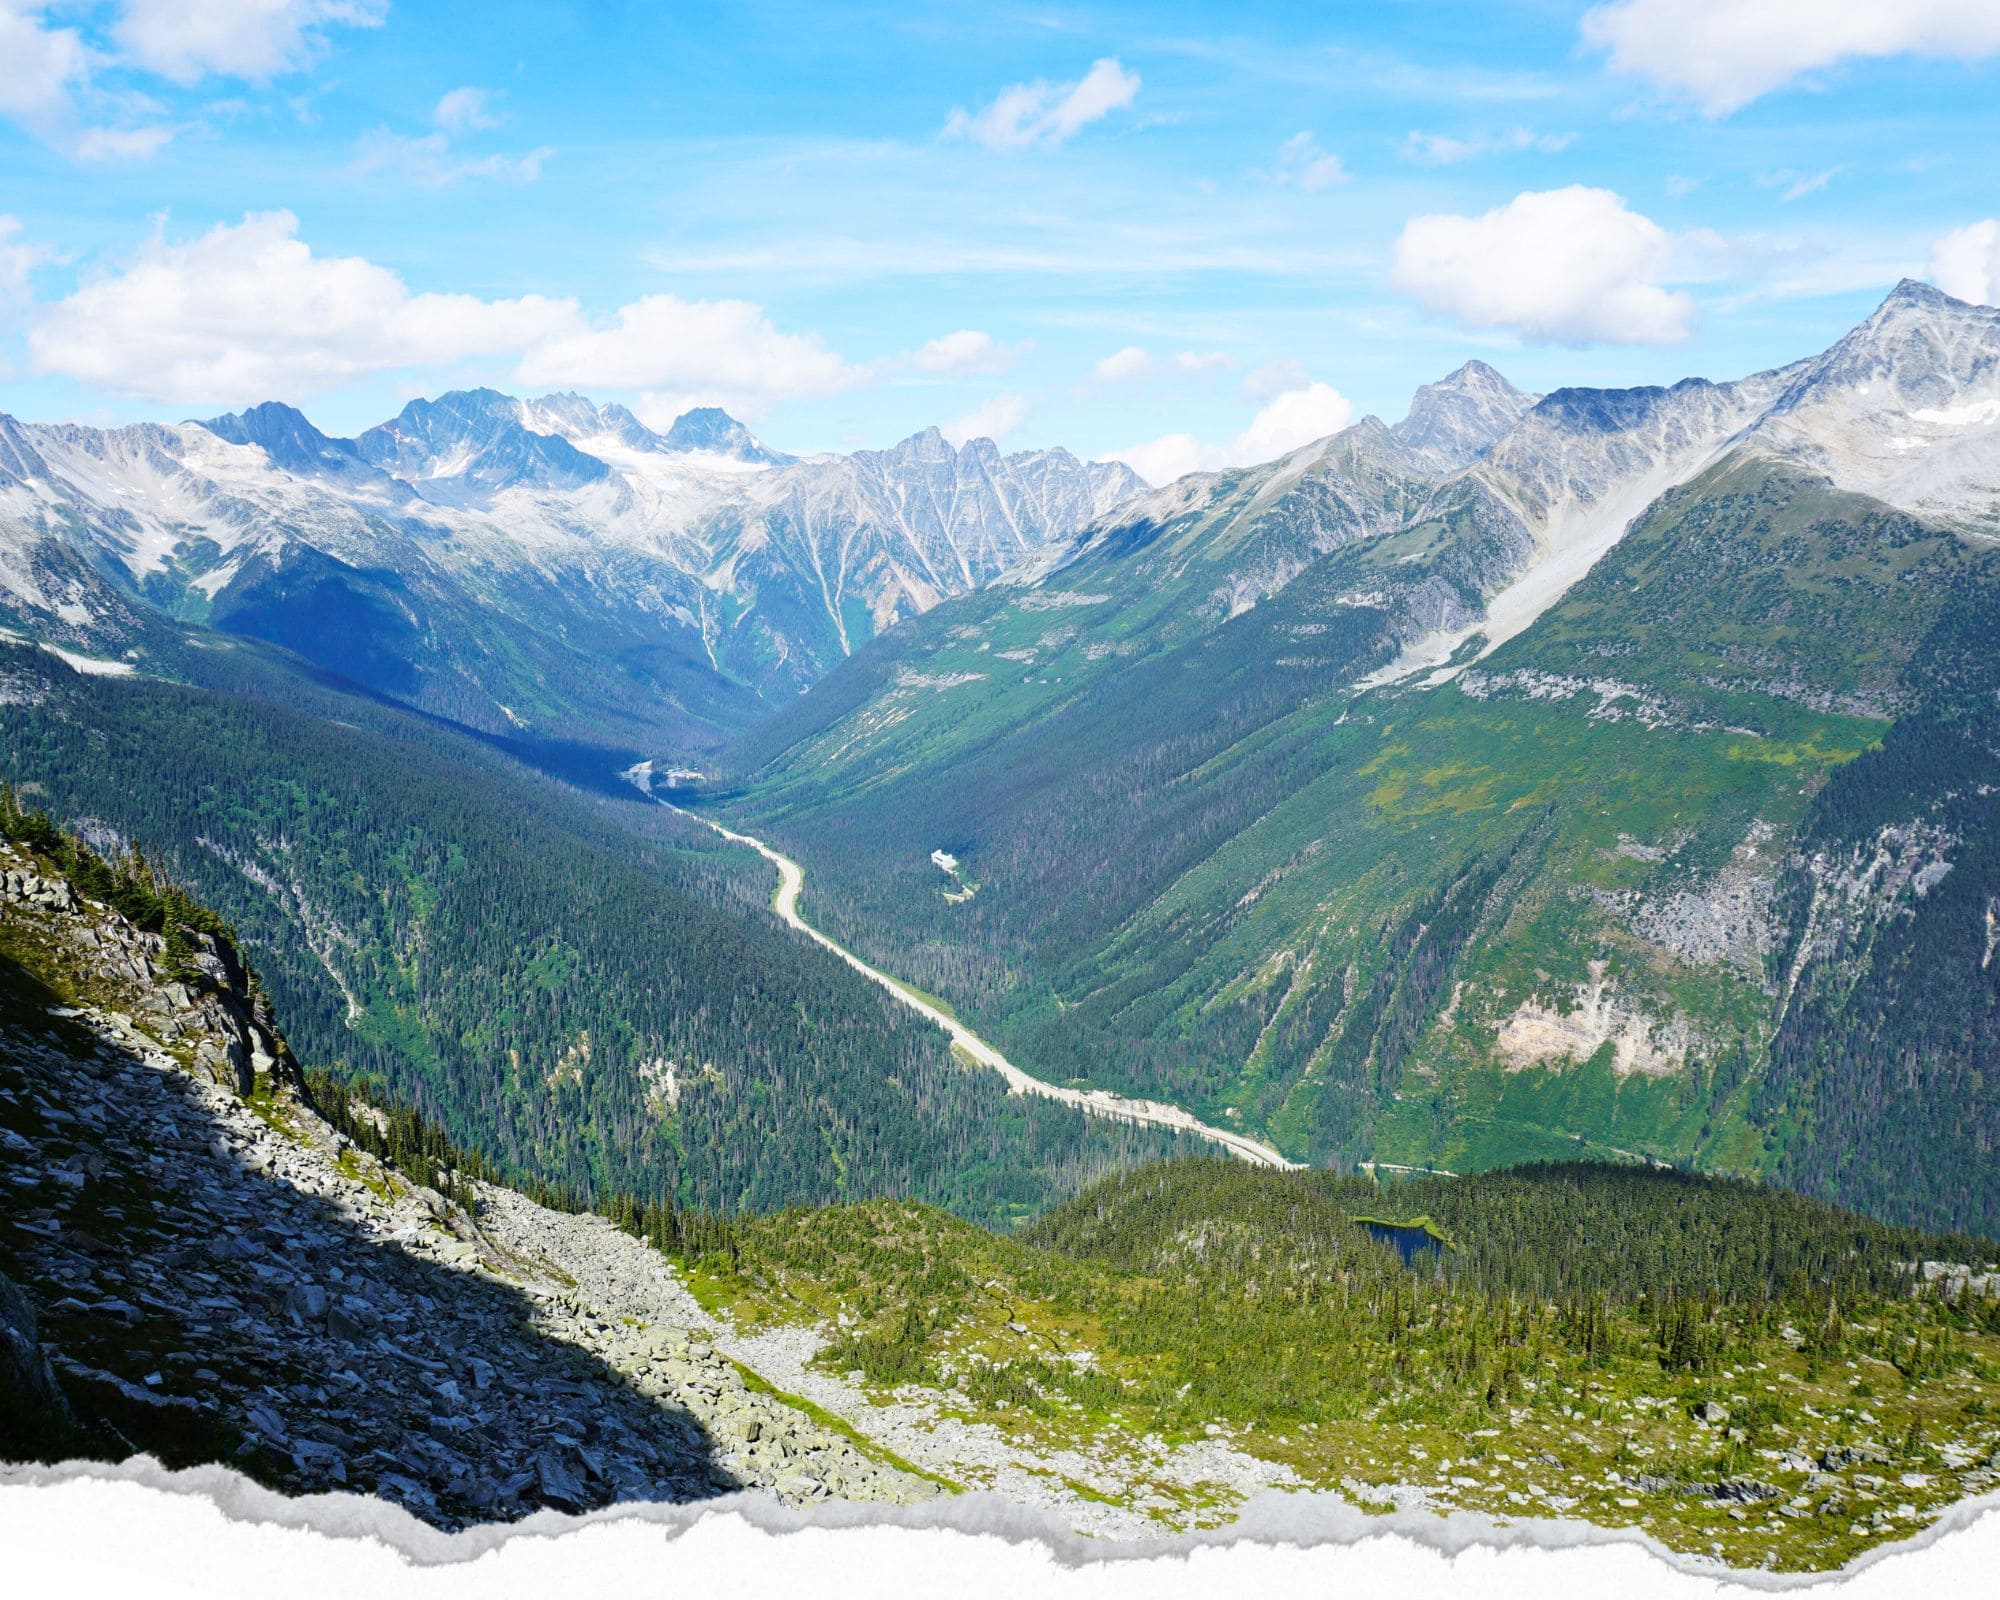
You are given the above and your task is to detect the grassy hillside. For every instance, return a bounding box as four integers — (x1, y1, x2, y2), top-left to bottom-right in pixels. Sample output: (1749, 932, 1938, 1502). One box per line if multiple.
(721, 456, 2000, 1229)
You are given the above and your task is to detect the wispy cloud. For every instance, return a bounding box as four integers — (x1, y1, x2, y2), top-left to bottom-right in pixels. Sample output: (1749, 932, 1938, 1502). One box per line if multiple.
(351, 129, 552, 186)
(1270, 132, 1347, 191)
(0, 0, 382, 161)
(943, 57, 1140, 151)
(943, 392, 1032, 445)
(0, 214, 51, 321)
(351, 88, 549, 186)
(434, 86, 503, 134)
(645, 236, 1364, 282)
(1402, 127, 1575, 164)
(1763, 166, 1847, 203)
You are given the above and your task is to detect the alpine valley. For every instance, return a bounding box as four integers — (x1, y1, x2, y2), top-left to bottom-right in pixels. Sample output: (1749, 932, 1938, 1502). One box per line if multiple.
(5, 279, 2000, 1572)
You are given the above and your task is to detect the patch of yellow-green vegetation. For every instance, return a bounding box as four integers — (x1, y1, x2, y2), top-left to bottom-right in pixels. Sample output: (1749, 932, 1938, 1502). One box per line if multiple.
(333, 1144, 397, 1205)
(886, 974, 959, 1020)
(727, 1358, 963, 1492)
(241, 1072, 306, 1145)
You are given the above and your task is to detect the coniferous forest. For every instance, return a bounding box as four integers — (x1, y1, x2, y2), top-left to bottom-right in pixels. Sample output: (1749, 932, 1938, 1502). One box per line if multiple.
(0, 641, 1184, 1224)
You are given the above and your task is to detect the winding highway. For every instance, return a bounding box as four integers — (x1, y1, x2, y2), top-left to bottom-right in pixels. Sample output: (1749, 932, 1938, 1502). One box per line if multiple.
(658, 798, 1299, 1170)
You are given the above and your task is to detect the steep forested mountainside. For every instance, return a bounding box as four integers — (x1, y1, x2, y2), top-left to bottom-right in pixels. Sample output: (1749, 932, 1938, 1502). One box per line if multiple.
(1755, 597, 2000, 1230)
(721, 286, 2000, 1233)
(0, 392, 1143, 758)
(0, 639, 1185, 1224)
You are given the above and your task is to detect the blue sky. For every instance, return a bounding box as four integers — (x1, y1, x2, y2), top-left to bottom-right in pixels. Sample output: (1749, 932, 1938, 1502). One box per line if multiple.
(3, 1, 2000, 479)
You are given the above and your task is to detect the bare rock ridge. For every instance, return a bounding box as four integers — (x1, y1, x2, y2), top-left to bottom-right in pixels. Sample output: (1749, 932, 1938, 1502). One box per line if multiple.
(0, 838, 934, 1525)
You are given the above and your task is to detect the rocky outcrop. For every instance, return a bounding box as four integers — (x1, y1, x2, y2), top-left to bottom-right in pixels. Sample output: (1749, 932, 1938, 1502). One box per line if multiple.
(0, 839, 933, 1526)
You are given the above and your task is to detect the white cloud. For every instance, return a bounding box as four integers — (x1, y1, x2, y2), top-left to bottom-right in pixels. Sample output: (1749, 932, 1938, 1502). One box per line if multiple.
(1402, 127, 1574, 164)
(2, 0, 375, 158)
(1090, 346, 1233, 386)
(1093, 346, 1153, 383)
(1930, 220, 2000, 306)
(71, 123, 177, 161)
(0, 3, 89, 125)
(434, 86, 501, 133)
(1108, 379, 1352, 485)
(515, 293, 864, 416)
(0, 1, 172, 158)
(943, 57, 1139, 152)
(28, 210, 578, 403)
(1664, 174, 1702, 199)
(27, 211, 873, 418)
(1272, 132, 1347, 191)
(1390, 185, 1697, 345)
(113, 0, 387, 85)
(351, 128, 552, 186)
(0, 215, 49, 319)
(910, 329, 1017, 375)
(943, 393, 1030, 446)
(1580, 0, 2000, 116)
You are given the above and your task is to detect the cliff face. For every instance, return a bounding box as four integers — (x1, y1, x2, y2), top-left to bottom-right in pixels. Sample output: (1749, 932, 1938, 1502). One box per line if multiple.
(0, 837, 931, 1525)
(3, 846, 291, 1101)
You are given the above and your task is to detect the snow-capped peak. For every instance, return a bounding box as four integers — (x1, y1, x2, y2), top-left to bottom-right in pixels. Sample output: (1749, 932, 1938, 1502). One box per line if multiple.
(353, 389, 613, 503)
(198, 401, 378, 484)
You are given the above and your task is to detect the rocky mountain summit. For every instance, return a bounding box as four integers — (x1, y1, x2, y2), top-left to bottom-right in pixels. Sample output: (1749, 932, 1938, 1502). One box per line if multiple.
(1390, 360, 1542, 470)
(0, 835, 933, 1526)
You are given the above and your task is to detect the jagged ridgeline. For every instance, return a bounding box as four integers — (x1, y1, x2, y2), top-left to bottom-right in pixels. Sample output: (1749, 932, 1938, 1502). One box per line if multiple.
(0, 644, 1187, 1222)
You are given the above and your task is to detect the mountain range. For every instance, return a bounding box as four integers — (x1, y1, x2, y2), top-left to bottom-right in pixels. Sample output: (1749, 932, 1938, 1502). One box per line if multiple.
(0, 388, 1142, 754)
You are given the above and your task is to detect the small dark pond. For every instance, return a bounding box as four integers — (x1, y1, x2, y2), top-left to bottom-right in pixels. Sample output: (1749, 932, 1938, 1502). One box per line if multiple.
(1360, 1219, 1445, 1266)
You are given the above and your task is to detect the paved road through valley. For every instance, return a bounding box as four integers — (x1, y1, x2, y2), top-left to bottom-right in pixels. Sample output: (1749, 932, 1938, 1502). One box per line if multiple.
(660, 799, 1299, 1170)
